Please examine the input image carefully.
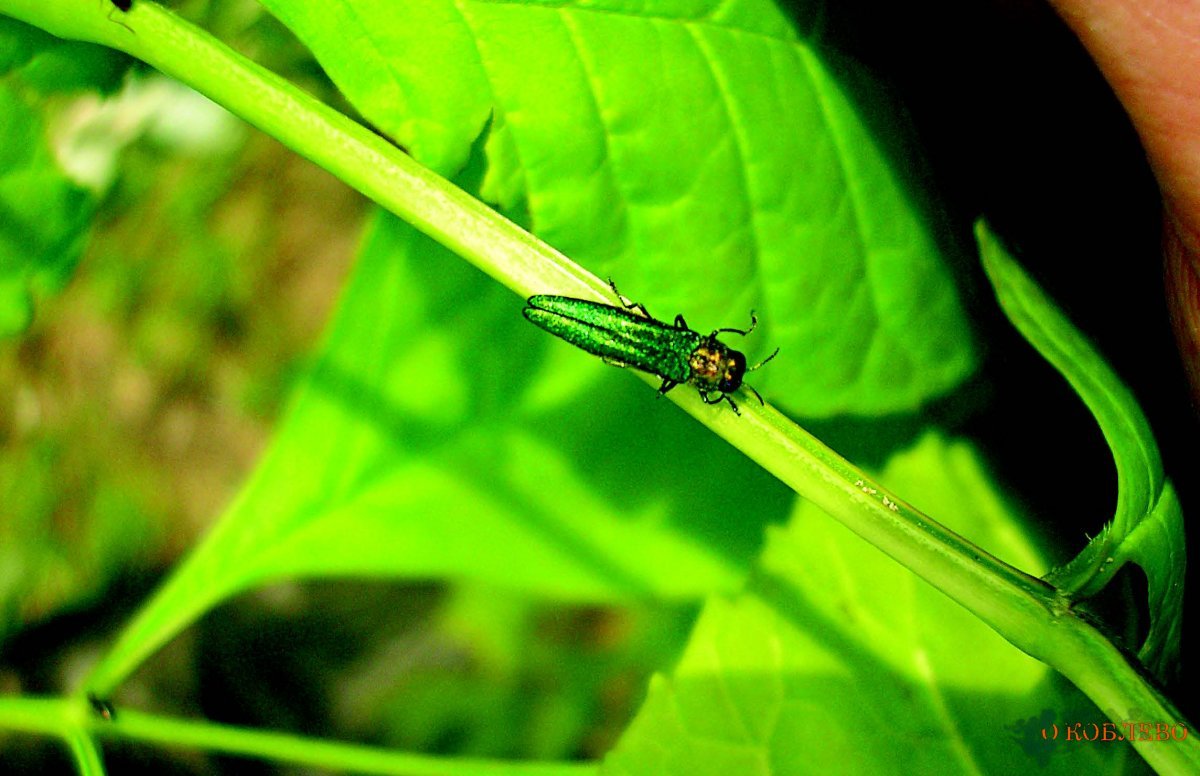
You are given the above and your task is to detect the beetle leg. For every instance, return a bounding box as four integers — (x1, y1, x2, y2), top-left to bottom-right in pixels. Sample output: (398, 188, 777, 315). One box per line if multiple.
(607, 277, 652, 318)
(657, 378, 678, 396)
(743, 383, 766, 405)
(699, 389, 740, 415)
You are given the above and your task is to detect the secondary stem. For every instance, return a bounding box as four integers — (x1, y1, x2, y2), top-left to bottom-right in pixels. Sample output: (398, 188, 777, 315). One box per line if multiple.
(0, 697, 596, 776)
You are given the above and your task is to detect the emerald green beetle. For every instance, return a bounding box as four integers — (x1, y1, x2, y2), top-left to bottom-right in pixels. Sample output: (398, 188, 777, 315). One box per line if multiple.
(523, 281, 777, 414)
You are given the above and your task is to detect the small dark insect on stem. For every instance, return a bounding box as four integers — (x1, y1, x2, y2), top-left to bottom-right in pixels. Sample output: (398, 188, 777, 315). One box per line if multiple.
(87, 692, 117, 722)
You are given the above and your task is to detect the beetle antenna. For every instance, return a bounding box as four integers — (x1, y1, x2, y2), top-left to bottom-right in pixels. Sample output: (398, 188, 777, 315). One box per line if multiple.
(747, 347, 779, 372)
(715, 311, 758, 337)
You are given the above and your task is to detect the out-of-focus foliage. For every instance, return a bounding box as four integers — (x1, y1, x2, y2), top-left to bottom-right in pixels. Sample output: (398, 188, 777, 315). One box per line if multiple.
(0, 16, 132, 337)
(0, 58, 356, 641)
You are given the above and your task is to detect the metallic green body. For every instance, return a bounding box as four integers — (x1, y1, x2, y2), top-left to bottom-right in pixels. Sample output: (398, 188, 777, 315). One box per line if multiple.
(523, 288, 776, 414)
(524, 296, 700, 383)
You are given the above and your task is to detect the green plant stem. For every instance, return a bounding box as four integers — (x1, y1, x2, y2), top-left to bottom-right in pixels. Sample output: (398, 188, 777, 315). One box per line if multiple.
(63, 729, 106, 776)
(0, 696, 598, 776)
(1, 0, 1195, 772)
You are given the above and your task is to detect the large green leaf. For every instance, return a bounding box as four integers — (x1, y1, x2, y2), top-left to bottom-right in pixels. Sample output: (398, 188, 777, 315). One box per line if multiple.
(604, 433, 1131, 775)
(256, 0, 976, 417)
(84, 210, 792, 693)
(977, 222, 1184, 678)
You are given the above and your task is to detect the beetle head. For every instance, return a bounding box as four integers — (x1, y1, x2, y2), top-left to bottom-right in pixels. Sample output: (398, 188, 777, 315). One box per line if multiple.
(717, 349, 746, 393)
